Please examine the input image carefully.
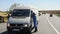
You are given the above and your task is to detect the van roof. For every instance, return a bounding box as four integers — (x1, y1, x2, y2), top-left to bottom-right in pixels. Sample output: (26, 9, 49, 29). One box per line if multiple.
(10, 5, 38, 11)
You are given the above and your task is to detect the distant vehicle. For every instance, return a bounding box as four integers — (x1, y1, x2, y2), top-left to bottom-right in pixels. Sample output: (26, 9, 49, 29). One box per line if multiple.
(50, 14, 53, 17)
(7, 5, 38, 34)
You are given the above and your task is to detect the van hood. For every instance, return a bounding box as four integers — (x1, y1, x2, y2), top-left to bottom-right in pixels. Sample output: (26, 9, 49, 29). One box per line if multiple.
(8, 17, 30, 24)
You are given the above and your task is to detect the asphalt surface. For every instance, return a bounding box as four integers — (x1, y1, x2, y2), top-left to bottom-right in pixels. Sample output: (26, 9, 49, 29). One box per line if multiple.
(48, 14, 60, 33)
(33, 14, 56, 34)
(0, 14, 60, 34)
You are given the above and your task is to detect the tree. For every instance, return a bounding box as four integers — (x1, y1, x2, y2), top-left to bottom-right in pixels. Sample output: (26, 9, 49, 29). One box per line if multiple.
(9, 3, 19, 10)
(9, 3, 20, 14)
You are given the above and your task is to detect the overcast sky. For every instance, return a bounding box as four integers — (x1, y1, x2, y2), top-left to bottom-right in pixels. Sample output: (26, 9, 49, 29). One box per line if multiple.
(0, 0, 60, 11)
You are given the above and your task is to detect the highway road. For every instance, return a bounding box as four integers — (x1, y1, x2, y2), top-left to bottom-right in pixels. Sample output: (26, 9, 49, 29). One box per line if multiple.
(0, 14, 60, 34)
(33, 14, 57, 34)
(48, 14, 60, 34)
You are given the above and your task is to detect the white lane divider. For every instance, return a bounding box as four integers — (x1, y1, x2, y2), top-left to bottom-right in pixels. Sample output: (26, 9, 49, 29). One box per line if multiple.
(46, 15, 60, 34)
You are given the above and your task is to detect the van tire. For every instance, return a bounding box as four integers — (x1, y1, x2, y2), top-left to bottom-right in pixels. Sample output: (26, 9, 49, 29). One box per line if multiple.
(27, 29, 32, 34)
(7, 28, 12, 34)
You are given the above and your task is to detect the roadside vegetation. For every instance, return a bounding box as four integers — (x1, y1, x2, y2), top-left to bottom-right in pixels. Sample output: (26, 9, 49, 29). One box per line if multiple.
(55, 14, 60, 17)
(0, 3, 19, 23)
(0, 11, 8, 23)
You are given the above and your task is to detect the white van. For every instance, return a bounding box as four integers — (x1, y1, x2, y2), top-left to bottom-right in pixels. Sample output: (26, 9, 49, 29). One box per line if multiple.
(7, 5, 38, 33)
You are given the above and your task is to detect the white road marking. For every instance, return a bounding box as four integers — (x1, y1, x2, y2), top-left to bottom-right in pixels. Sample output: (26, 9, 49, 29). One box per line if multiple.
(46, 14, 60, 34)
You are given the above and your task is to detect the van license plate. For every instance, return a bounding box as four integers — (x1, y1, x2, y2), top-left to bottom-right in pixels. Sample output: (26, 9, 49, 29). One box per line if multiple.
(13, 29, 20, 31)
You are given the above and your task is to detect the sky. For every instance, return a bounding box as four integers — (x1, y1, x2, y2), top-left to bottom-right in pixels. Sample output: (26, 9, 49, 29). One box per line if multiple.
(0, 0, 60, 11)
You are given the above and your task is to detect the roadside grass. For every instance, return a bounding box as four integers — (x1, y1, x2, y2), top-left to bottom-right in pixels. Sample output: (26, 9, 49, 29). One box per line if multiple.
(55, 14, 60, 17)
(0, 12, 8, 23)
(3, 17, 8, 23)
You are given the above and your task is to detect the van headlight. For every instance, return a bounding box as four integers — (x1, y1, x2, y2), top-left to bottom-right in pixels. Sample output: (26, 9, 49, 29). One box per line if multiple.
(24, 24, 28, 27)
(7, 23, 10, 27)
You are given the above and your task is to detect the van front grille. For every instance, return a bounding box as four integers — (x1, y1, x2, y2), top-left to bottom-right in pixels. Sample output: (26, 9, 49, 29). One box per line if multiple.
(10, 24, 23, 26)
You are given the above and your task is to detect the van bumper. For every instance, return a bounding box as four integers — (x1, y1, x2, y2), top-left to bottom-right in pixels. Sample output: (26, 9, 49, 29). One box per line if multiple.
(7, 26, 30, 32)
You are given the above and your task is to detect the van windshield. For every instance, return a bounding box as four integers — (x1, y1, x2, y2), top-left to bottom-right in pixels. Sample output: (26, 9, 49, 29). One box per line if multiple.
(11, 9, 30, 17)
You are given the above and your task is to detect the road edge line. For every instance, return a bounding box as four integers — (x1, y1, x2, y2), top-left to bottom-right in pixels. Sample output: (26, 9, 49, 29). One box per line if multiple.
(47, 16, 60, 34)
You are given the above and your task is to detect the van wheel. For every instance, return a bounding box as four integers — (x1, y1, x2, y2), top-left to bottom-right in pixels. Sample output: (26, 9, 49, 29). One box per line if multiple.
(7, 30, 11, 34)
(7, 29, 11, 32)
(7, 28, 12, 34)
(28, 31, 32, 34)
(27, 29, 32, 34)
